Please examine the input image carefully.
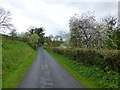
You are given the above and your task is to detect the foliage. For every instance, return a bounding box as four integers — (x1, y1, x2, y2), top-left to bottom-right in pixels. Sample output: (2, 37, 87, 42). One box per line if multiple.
(34, 27, 45, 45)
(51, 48, 120, 72)
(28, 34, 39, 49)
(52, 41, 63, 47)
(19, 32, 30, 42)
(27, 27, 45, 46)
(9, 29, 17, 37)
(44, 34, 64, 48)
(57, 31, 71, 48)
(105, 28, 120, 50)
(2, 39, 37, 88)
(44, 36, 52, 46)
(3, 51, 37, 88)
(2, 39, 36, 71)
(19, 26, 46, 49)
(69, 12, 119, 50)
(48, 50, 119, 88)
(27, 25, 36, 36)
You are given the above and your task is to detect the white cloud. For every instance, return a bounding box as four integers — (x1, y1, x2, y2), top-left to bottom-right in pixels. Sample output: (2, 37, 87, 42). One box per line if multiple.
(0, 0, 118, 35)
(0, 3, 40, 33)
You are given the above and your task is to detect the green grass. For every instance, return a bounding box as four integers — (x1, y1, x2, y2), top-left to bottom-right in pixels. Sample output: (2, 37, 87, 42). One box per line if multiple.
(47, 50, 119, 88)
(0, 36, 2, 89)
(2, 39, 37, 88)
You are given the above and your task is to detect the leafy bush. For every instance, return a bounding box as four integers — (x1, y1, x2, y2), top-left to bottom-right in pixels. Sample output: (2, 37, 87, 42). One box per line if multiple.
(48, 50, 119, 88)
(105, 29, 120, 50)
(51, 48, 120, 72)
(28, 34, 39, 49)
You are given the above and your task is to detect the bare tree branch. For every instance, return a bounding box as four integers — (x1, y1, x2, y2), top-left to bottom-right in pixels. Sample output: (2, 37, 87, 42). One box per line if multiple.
(0, 7, 13, 33)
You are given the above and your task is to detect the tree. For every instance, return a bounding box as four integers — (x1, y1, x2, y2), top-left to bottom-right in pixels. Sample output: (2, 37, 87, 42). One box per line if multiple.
(35, 27, 44, 36)
(28, 34, 39, 49)
(27, 26, 45, 46)
(103, 16, 117, 30)
(69, 12, 98, 48)
(27, 26, 36, 36)
(105, 28, 120, 50)
(34, 27, 45, 45)
(51, 35, 63, 47)
(69, 14, 79, 48)
(58, 31, 71, 48)
(68, 11, 120, 50)
(58, 31, 68, 41)
(0, 7, 13, 32)
(68, 12, 118, 49)
(44, 36, 52, 46)
(9, 29, 17, 37)
(48, 35, 54, 41)
(103, 16, 119, 49)
(19, 32, 30, 42)
(53, 35, 63, 41)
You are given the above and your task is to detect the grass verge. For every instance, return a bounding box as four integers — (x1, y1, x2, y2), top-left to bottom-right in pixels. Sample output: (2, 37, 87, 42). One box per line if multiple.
(2, 40, 37, 88)
(47, 50, 119, 88)
(2, 51, 37, 88)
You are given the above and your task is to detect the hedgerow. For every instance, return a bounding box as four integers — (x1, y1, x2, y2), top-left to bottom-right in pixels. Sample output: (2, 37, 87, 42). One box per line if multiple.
(51, 48, 120, 72)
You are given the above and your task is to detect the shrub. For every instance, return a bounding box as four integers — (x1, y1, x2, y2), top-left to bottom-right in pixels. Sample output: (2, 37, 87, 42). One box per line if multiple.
(51, 48, 120, 72)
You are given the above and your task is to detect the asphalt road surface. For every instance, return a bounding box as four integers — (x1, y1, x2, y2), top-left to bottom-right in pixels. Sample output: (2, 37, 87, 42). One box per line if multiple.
(19, 47, 83, 88)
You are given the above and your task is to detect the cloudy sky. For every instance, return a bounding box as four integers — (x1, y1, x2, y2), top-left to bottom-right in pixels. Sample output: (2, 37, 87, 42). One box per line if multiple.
(0, 0, 119, 36)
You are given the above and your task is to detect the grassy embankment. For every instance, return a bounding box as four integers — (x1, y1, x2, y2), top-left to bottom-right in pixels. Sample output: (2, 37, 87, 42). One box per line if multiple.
(0, 36, 2, 89)
(2, 39, 37, 88)
(47, 49, 119, 88)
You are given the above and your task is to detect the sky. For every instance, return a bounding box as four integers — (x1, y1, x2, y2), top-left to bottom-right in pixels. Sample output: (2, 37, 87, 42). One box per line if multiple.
(0, 0, 119, 36)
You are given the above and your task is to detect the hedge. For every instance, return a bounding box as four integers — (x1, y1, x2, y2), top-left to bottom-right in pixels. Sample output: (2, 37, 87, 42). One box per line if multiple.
(51, 48, 120, 72)
(1, 34, 28, 42)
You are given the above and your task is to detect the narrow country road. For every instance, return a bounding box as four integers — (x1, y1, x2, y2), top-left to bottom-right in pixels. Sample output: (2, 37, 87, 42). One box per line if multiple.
(18, 47, 83, 88)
